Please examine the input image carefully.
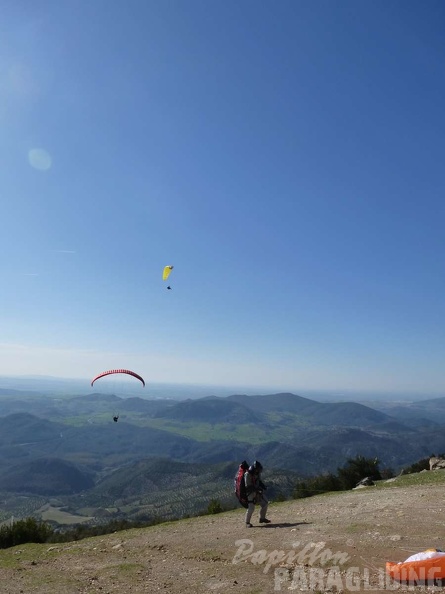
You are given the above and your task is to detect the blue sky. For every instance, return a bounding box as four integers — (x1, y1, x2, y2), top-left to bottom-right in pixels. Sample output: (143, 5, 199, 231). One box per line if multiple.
(1, 1, 444, 394)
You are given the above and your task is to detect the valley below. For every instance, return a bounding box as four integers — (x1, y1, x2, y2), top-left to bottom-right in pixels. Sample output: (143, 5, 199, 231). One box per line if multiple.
(1, 387, 445, 528)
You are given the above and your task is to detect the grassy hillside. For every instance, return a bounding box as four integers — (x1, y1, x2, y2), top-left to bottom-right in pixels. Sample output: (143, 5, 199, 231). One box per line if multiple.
(63, 458, 299, 524)
(1, 469, 445, 593)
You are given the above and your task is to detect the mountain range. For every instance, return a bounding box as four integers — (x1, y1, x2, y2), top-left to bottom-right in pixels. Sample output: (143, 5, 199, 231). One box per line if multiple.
(0, 388, 444, 526)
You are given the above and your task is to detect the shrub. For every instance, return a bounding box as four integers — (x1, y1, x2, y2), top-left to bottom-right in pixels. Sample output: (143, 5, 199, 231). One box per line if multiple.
(273, 491, 287, 502)
(294, 473, 342, 499)
(48, 517, 165, 543)
(207, 499, 224, 514)
(402, 457, 431, 474)
(293, 455, 385, 499)
(0, 518, 54, 549)
(380, 467, 395, 480)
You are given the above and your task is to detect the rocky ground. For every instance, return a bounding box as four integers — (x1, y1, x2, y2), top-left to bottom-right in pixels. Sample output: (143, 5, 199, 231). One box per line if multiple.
(1, 478, 445, 593)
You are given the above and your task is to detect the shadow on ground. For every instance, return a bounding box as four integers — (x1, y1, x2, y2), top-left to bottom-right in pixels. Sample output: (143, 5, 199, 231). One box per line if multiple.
(260, 521, 311, 528)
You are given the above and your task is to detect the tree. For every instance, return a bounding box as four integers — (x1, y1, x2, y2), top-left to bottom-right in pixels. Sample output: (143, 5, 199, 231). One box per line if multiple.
(337, 455, 382, 490)
(294, 473, 342, 499)
(0, 518, 53, 549)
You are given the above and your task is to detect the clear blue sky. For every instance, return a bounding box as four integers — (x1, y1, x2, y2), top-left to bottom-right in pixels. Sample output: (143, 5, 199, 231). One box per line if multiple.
(1, 1, 444, 394)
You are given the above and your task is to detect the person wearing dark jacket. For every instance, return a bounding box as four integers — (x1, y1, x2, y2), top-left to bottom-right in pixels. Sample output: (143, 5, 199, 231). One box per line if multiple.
(244, 460, 270, 527)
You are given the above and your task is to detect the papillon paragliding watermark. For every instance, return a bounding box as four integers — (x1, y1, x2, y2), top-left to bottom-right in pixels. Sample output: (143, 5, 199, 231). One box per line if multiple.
(232, 539, 350, 575)
(232, 539, 441, 591)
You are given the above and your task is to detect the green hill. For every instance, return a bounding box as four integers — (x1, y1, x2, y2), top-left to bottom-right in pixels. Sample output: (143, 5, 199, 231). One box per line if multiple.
(0, 458, 94, 495)
(155, 397, 264, 424)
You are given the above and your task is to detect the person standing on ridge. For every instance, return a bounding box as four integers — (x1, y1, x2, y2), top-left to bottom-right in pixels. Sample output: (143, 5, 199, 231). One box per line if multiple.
(244, 460, 270, 527)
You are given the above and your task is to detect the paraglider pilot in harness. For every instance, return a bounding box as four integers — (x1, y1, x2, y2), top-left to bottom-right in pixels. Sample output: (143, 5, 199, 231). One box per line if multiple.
(244, 460, 270, 527)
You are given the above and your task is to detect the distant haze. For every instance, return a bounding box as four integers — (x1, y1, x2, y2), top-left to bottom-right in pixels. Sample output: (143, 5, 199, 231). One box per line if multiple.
(0, 375, 441, 403)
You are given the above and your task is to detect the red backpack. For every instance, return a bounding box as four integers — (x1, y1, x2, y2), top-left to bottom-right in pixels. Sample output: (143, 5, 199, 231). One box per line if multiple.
(234, 461, 249, 508)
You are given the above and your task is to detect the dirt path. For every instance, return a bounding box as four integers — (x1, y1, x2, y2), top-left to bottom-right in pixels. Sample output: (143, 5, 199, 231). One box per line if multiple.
(1, 482, 445, 593)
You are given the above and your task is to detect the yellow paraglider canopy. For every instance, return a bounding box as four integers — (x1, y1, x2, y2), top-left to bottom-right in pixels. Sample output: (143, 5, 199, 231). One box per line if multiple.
(163, 265, 174, 281)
